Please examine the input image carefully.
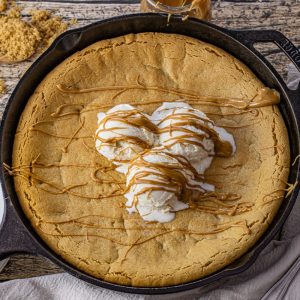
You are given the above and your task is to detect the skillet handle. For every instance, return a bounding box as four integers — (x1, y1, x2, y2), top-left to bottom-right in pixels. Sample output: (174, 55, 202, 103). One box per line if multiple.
(227, 29, 300, 93)
(0, 189, 39, 260)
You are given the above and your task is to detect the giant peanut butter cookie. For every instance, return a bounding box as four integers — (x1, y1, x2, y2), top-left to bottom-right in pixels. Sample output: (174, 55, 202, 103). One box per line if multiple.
(11, 33, 289, 287)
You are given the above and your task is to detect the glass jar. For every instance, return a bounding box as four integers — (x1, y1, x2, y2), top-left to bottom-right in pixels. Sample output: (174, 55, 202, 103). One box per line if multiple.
(140, 0, 211, 20)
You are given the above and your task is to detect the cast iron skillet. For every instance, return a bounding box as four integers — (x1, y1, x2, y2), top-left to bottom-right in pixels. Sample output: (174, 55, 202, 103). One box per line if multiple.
(0, 14, 300, 295)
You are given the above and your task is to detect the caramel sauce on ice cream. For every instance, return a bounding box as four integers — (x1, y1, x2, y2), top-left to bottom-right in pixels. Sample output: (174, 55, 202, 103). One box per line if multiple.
(95, 101, 237, 222)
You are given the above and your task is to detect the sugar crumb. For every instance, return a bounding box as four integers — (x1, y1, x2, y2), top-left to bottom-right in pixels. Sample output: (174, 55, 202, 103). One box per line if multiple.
(7, 5, 21, 18)
(69, 18, 78, 25)
(0, 0, 7, 12)
(30, 10, 68, 50)
(0, 6, 69, 62)
(0, 16, 41, 61)
(0, 79, 5, 94)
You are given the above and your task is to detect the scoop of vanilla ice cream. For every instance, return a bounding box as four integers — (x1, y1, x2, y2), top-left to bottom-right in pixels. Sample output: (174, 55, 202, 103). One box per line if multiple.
(95, 104, 156, 174)
(151, 102, 236, 174)
(95, 101, 236, 223)
(124, 150, 214, 223)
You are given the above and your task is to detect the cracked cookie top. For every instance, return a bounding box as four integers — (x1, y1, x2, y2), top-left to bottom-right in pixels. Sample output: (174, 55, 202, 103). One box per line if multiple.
(11, 32, 289, 287)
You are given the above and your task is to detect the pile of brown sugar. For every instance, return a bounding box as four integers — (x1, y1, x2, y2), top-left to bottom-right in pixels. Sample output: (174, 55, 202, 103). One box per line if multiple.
(0, 15, 41, 62)
(0, 3, 71, 62)
(0, 2, 74, 93)
(30, 10, 68, 51)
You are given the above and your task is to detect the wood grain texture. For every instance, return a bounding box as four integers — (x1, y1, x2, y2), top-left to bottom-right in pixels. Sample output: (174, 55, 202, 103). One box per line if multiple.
(0, 255, 61, 281)
(0, 0, 299, 281)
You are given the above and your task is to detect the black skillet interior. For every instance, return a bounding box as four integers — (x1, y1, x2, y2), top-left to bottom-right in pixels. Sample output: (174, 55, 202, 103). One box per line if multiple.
(0, 14, 300, 295)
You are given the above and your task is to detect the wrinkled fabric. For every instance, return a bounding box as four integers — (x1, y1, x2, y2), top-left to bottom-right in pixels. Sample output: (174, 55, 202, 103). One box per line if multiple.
(0, 64, 299, 300)
(287, 63, 300, 91)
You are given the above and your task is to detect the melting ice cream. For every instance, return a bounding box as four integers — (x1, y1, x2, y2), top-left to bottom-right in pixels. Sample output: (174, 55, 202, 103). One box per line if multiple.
(96, 101, 235, 222)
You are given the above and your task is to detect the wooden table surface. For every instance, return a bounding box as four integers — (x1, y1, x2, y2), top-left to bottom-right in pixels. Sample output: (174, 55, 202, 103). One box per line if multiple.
(0, 0, 299, 282)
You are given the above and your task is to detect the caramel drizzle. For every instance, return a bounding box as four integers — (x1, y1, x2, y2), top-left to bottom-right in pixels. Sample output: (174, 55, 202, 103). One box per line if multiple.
(263, 181, 298, 204)
(216, 121, 260, 129)
(123, 150, 251, 216)
(292, 154, 300, 166)
(4, 165, 124, 200)
(96, 109, 156, 153)
(12, 94, 269, 224)
(6, 150, 252, 218)
(51, 104, 84, 118)
(5, 160, 250, 216)
(94, 101, 260, 214)
(91, 167, 125, 190)
(205, 109, 260, 117)
(10, 162, 115, 170)
(29, 127, 92, 140)
(57, 83, 246, 109)
(34, 104, 253, 157)
(62, 117, 85, 153)
(189, 203, 252, 216)
(50, 102, 259, 119)
(43, 213, 141, 224)
(56, 82, 280, 110)
(6, 156, 252, 261)
(125, 153, 192, 210)
(42, 205, 249, 229)
(9, 154, 117, 171)
(7, 83, 282, 261)
(188, 192, 253, 216)
(96, 108, 233, 161)
(39, 220, 251, 248)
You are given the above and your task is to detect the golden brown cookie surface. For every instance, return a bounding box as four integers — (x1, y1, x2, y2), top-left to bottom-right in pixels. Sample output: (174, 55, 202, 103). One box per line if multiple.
(12, 33, 289, 287)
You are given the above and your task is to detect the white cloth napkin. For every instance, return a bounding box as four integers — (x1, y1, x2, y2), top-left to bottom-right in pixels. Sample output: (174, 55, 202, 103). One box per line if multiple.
(0, 187, 8, 273)
(0, 63, 299, 300)
(287, 63, 300, 90)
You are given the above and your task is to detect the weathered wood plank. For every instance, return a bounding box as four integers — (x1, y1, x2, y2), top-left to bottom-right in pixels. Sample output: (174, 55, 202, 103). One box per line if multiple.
(0, 0, 299, 281)
(0, 255, 62, 281)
